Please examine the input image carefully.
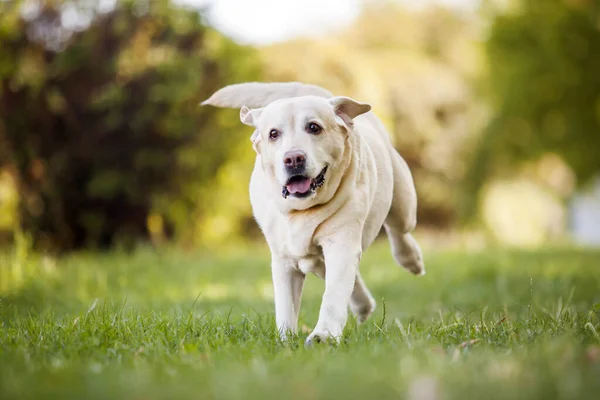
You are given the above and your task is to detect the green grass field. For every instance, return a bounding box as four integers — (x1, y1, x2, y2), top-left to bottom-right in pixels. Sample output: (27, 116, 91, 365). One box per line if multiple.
(1, 240, 600, 400)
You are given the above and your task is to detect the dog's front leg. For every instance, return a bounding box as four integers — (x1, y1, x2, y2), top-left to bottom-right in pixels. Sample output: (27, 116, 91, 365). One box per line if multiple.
(306, 237, 361, 345)
(271, 256, 305, 340)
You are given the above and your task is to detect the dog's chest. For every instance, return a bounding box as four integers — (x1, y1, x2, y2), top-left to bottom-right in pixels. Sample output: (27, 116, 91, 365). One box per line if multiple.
(265, 212, 321, 260)
(283, 216, 319, 259)
(276, 225, 324, 277)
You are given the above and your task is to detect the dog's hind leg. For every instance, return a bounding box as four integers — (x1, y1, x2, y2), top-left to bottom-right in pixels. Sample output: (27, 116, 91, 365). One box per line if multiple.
(385, 228, 425, 275)
(350, 272, 376, 323)
(383, 148, 425, 276)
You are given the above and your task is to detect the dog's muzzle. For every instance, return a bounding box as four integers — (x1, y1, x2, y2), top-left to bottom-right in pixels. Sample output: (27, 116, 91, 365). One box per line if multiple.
(282, 166, 328, 199)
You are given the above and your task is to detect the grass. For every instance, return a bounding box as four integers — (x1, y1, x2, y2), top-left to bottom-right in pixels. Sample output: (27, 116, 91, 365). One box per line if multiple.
(1, 239, 600, 400)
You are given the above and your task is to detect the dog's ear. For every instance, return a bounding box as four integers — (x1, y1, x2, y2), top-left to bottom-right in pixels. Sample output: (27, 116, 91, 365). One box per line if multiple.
(249, 129, 261, 153)
(240, 105, 263, 127)
(329, 97, 371, 131)
(240, 106, 264, 152)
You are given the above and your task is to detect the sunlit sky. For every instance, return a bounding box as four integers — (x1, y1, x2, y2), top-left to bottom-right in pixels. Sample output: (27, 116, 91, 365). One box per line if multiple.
(176, 0, 479, 45)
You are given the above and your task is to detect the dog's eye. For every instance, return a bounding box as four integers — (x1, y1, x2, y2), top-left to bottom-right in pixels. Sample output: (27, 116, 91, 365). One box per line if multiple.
(306, 122, 322, 135)
(269, 129, 280, 140)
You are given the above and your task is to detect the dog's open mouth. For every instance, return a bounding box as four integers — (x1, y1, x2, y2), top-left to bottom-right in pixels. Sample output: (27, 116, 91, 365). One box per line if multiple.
(282, 166, 328, 199)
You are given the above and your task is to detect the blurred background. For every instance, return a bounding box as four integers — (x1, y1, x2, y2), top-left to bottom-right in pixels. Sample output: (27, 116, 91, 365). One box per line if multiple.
(1, 0, 599, 254)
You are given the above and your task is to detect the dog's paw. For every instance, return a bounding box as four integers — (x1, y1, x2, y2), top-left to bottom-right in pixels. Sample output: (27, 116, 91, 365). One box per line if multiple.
(403, 259, 426, 276)
(350, 300, 376, 324)
(394, 250, 425, 276)
(304, 329, 341, 347)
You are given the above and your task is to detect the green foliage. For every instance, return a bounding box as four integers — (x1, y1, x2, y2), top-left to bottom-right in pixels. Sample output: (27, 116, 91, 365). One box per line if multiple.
(465, 0, 600, 215)
(0, 1, 261, 251)
(1, 243, 600, 398)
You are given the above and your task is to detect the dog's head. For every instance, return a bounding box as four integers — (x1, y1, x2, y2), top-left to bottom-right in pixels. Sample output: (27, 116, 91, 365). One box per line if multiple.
(241, 95, 371, 208)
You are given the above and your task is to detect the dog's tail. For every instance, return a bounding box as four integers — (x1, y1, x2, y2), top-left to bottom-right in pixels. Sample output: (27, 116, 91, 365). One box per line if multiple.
(201, 82, 334, 109)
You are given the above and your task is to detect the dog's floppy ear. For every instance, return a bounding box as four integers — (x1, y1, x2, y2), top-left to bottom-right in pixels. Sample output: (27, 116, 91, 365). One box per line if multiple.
(240, 105, 263, 127)
(329, 96, 371, 131)
(240, 106, 264, 152)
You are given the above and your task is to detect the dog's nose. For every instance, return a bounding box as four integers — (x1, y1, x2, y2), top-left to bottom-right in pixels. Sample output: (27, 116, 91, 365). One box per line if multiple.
(283, 151, 306, 170)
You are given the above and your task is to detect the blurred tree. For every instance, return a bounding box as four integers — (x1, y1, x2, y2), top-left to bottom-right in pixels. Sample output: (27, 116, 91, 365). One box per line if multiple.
(464, 0, 600, 218)
(0, 0, 261, 251)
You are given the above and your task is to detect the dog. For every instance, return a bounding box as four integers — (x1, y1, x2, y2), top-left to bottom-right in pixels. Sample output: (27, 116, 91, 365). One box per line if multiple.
(202, 82, 425, 345)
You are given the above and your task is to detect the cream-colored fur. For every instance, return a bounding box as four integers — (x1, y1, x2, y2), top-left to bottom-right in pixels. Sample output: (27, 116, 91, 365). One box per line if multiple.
(202, 82, 424, 345)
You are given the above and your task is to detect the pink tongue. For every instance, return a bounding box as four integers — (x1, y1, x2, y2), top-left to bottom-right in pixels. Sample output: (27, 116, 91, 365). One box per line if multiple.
(286, 177, 312, 194)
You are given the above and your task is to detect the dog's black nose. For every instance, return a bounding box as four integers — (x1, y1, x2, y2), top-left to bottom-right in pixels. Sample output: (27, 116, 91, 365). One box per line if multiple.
(283, 150, 306, 170)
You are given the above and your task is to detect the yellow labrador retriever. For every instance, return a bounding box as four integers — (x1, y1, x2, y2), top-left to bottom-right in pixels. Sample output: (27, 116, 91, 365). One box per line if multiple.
(202, 82, 424, 345)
